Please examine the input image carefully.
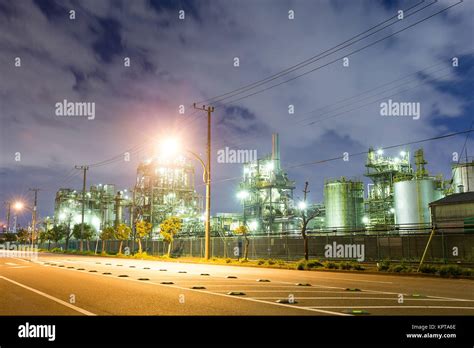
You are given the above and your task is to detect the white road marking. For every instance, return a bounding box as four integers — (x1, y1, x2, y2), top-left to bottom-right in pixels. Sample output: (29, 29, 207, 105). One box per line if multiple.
(305, 306, 474, 310)
(37, 263, 351, 316)
(0, 276, 96, 316)
(5, 262, 18, 266)
(9, 266, 31, 269)
(252, 297, 470, 301)
(35, 256, 474, 305)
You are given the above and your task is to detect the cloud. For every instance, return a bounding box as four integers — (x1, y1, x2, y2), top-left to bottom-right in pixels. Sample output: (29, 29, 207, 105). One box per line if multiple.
(1, 0, 473, 217)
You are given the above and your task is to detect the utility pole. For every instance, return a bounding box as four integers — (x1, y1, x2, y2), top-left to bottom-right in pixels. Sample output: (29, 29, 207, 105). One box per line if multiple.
(193, 103, 214, 260)
(75, 165, 89, 252)
(29, 188, 40, 246)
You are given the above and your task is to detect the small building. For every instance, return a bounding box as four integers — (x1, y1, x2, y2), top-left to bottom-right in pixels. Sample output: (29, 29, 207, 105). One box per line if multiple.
(429, 192, 474, 233)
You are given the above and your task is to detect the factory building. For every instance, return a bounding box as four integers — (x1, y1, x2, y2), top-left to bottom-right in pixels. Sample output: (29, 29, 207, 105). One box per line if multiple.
(392, 149, 444, 232)
(238, 133, 296, 235)
(429, 192, 474, 233)
(364, 147, 412, 227)
(54, 184, 129, 233)
(133, 154, 203, 234)
(324, 177, 364, 233)
(451, 160, 474, 193)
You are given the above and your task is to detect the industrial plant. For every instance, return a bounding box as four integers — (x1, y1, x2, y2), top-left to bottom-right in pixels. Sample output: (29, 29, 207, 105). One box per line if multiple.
(50, 133, 474, 238)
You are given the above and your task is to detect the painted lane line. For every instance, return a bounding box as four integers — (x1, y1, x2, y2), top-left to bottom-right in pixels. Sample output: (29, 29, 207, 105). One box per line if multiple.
(9, 266, 31, 269)
(304, 305, 474, 310)
(5, 262, 18, 266)
(251, 297, 472, 301)
(0, 276, 96, 316)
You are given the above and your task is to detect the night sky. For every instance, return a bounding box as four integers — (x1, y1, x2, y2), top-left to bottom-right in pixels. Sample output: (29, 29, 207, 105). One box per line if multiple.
(1, 0, 473, 227)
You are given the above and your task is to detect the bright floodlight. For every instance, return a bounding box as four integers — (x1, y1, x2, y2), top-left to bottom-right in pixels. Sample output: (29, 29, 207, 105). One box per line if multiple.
(249, 220, 258, 231)
(159, 137, 180, 158)
(237, 190, 249, 200)
(298, 201, 307, 210)
(400, 151, 406, 157)
(377, 149, 383, 155)
(13, 201, 24, 210)
(362, 216, 369, 224)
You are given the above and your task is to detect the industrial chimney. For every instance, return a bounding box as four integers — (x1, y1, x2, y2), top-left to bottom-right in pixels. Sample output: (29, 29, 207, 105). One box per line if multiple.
(272, 133, 280, 170)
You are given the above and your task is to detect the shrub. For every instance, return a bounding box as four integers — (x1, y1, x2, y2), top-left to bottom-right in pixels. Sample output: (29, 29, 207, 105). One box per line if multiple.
(352, 263, 365, 271)
(339, 262, 352, 270)
(419, 264, 438, 274)
(323, 261, 339, 269)
(266, 259, 276, 265)
(239, 259, 248, 263)
(461, 268, 472, 277)
(306, 260, 323, 269)
(225, 258, 232, 263)
(377, 260, 390, 271)
(257, 259, 265, 265)
(50, 247, 63, 253)
(296, 260, 307, 270)
(388, 264, 409, 273)
(438, 265, 463, 277)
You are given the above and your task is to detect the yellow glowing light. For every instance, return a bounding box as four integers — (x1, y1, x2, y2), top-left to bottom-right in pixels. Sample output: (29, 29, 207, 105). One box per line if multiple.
(158, 137, 181, 159)
(13, 201, 24, 210)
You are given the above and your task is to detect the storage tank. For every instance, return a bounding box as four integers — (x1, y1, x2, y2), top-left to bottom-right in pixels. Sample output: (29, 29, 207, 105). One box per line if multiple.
(324, 177, 364, 232)
(452, 161, 474, 193)
(394, 178, 444, 230)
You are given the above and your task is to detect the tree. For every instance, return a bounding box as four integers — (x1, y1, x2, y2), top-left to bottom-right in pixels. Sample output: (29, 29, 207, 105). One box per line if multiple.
(50, 225, 67, 247)
(135, 221, 152, 254)
(159, 217, 181, 257)
(73, 223, 94, 251)
(115, 223, 131, 254)
(16, 228, 29, 243)
(100, 227, 116, 254)
(38, 229, 52, 249)
(234, 225, 249, 260)
(298, 182, 320, 261)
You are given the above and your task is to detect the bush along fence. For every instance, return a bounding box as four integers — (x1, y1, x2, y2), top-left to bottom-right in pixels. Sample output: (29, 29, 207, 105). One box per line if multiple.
(37, 232, 474, 264)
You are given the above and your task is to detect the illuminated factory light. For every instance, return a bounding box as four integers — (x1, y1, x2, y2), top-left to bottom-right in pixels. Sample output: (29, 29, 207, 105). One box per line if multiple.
(298, 201, 307, 210)
(265, 162, 274, 171)
(400, 151, 406, 157)
(362, 216, 369, 224)
(377, 149, 383, 155)
(237, 190, 249, 200)
(249, 220, 258, 231)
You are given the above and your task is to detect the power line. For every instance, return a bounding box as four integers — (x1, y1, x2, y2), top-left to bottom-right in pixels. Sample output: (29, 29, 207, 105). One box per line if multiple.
(195, 128, 474, 188)
(213, 1, 463, 109)
(195, 0, 430, 105)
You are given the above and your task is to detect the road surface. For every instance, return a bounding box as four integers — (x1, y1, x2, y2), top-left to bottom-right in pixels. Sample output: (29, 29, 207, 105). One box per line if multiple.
(1, 252, 473, 316)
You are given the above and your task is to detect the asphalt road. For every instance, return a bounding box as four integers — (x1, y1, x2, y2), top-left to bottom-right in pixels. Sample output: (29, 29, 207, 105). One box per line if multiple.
(1, 252, 473, 316)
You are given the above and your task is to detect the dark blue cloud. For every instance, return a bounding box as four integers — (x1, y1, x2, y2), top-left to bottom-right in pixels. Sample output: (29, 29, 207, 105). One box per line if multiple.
(91, 17, 123, 63)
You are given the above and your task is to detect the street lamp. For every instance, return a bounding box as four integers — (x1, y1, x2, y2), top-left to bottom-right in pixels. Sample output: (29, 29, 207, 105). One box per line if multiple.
(158, 137, 211, 259)
(13, 201, 35, 245)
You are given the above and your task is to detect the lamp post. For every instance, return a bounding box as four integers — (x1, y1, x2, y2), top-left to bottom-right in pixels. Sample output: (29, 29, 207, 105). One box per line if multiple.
(13, 201, 35, 245)
(158, 137, 212, 260)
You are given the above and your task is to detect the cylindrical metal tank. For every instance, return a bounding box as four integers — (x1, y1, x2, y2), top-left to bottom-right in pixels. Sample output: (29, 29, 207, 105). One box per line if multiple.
(394, 178, 444, 229)
(452, 161, 474, 193)
(324, 177, 364, 231)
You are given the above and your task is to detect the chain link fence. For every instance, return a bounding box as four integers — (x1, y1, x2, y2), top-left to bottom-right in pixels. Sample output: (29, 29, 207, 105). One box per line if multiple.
(39, 231, 474, 263)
